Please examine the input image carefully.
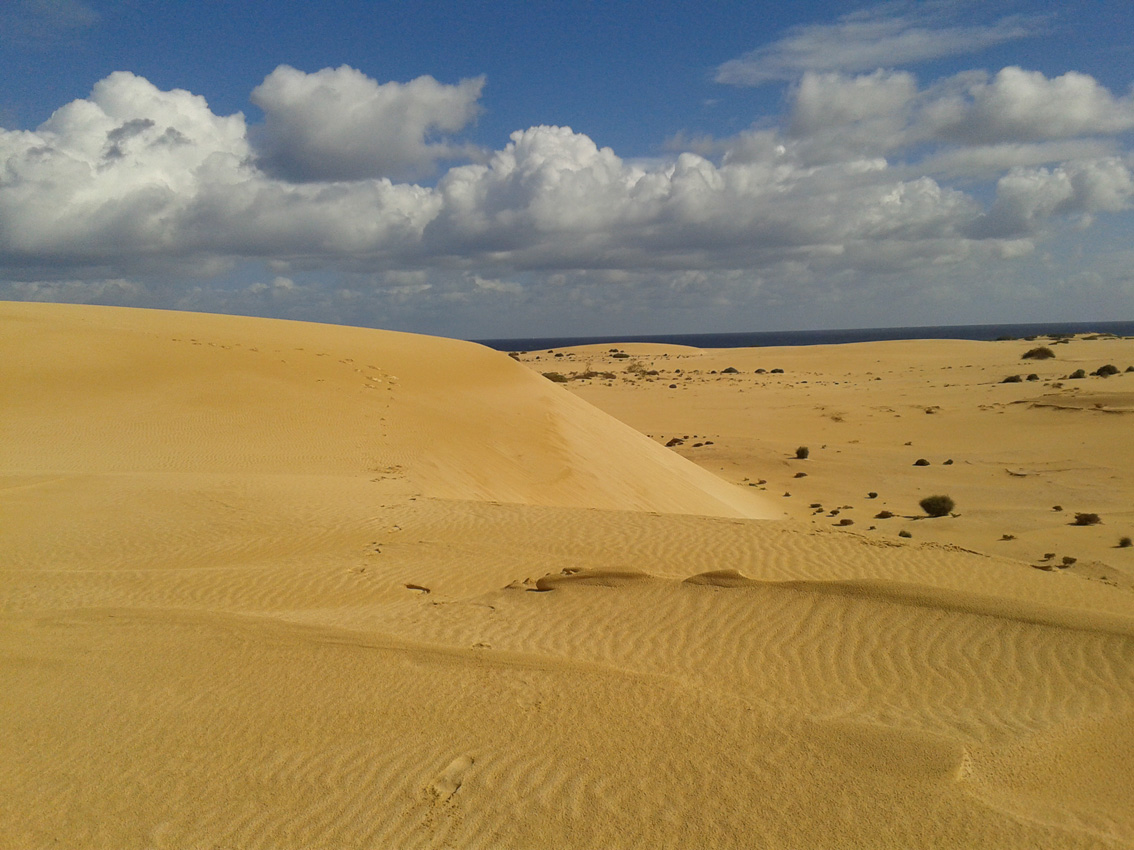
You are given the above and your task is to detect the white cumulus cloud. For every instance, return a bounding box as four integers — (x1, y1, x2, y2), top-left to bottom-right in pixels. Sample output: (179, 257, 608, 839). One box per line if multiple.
(250, 64, 485, 181)
(1, 63, 1132, 334)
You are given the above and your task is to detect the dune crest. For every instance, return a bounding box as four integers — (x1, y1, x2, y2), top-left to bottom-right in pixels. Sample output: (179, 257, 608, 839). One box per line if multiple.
(1, 301, 774, 519)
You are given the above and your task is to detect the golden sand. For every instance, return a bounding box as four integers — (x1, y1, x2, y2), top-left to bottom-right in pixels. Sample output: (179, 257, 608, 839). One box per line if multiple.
(3, 302, 1133, 848)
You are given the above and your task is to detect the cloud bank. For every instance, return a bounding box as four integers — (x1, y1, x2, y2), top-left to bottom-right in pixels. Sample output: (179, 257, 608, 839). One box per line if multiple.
(1, 60, 1132, 334)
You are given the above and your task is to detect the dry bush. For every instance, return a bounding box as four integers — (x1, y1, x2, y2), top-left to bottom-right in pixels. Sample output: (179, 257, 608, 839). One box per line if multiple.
(1022, 346, 1055, 360)
(919, 495, 955, 517)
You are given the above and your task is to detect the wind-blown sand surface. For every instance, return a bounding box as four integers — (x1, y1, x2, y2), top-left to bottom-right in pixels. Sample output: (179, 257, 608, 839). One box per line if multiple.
(3, 302, 1134, 849)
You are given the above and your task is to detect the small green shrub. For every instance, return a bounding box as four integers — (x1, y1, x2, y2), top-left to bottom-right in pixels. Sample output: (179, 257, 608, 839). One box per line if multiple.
(795, 446, 810, 459)
(1072, 513, 1102, 526)
(1022, 347, 1055, 360)
(1093, 364, 1119, 377)
(919, 495, 955, 517)
(1118, 537, 1132, 548)
(542, 372, 569, 383)
(1068, 369, 1086, 379)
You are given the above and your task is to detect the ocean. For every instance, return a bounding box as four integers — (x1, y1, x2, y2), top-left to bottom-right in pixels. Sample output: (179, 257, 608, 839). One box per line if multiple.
(476, 321, 1134, 352)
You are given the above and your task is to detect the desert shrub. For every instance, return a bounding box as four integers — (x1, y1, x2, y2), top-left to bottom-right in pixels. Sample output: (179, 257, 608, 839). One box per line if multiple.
(611, 352, 630, 359)
(1093, 364, 1119, 377)
(795, 446, 810, 459)
(1022, 346, 1055, 360)
(1001, 374, 1022, 383)
(1068, 369, 1086, 379)
(943, 459, 954, 465)
(1118, 537, 1132, 548)
(875, 510, 894, 519)
(1061, 556, 1077, 567)
(770, 368, 784, 373)
(898, 530, 912, 538)
(867, 492, 878, 499)
(1126, 366, 1134, 373)
(793, 472, 807, 478)
(1072, 512, 1102, 526)
(721, 366, 739, 374)
(919, 495, 955, 517)
(1026, 373, 1039, 381)
(837, 518, 854, 526)
(913, 458, 930, 466)
(542, 372, 569, 383)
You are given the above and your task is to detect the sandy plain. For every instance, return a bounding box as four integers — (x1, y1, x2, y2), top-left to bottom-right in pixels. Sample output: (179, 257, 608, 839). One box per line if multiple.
(2, 301, 1133, 849)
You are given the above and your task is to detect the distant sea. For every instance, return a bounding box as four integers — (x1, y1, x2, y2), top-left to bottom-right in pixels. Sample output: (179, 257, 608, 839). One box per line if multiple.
(477, 321, 1134, 352)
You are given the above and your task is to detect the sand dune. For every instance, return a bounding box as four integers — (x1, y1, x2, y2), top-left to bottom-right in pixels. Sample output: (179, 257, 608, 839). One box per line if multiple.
(3, 302, 1134, 849)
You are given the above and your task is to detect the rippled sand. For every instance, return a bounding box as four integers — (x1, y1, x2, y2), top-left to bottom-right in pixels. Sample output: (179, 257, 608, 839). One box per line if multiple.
(3, 302, 1133, 848)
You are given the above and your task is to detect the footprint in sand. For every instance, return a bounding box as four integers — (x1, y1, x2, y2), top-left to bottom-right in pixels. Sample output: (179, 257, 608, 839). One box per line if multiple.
(432, 754, 474, 800)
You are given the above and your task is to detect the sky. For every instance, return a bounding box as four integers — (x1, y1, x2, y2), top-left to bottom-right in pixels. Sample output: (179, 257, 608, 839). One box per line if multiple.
(1, 0, 1132, 339)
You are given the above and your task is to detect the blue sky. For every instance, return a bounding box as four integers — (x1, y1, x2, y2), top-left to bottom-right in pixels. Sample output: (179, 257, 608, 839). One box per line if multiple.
(1, 0, 1132, 338)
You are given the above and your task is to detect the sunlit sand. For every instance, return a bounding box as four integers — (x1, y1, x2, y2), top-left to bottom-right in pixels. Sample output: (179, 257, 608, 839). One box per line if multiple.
(3, 302, 1133, 848)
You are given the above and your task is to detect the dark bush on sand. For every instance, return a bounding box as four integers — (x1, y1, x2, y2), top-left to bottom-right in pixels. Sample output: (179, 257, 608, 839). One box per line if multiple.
(919, 495, 955, 517)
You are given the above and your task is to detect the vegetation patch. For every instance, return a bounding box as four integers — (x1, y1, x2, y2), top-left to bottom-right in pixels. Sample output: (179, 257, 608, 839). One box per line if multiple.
(919, 495, 955, 517)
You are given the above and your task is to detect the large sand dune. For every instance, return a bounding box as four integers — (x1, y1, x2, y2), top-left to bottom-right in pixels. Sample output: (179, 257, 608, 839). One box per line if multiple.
(3, 302, 1134, 849)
